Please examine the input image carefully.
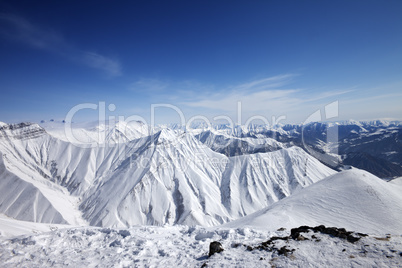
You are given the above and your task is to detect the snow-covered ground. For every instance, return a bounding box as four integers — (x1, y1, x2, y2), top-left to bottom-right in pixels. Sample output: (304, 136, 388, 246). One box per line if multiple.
(0, 220, 401, 267)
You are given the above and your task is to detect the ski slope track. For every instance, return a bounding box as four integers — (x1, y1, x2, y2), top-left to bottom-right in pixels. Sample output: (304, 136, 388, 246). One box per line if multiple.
(0, 122, 335, 228)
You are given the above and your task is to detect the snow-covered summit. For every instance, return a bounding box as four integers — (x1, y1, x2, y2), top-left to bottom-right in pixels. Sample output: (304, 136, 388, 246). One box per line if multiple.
(0, 122, 46, 140)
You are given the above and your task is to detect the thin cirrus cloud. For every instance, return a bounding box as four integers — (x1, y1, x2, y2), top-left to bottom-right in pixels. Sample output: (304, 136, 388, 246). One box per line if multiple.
(178, 74, 402, 123)
(131, 74, 353, 118)
(131, 78, 169, 93)
(231, 74, 297, 93)
(82, 52, 122, 77)
(182, 74, 307, 112)
(0, 13, 121, 77)
(178, 74, 356, 123)
(184, 89, 300, 113)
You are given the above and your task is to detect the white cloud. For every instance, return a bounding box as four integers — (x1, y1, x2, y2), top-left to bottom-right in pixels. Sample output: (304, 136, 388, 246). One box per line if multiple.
(125, 75, 401, 124)
(232, 74, 297, 92)
(0, 13, 63, 50)
(83, 52, 121, 77)
(0, 13, 121, 77)
(131, 78, 169, 92)
(182, 74, 301, 113)
(179, 74, 357, 123)
(184, 89, 300, 112)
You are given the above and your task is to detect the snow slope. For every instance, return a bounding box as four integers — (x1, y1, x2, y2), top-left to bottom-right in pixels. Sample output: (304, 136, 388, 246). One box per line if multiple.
(224, 168, 402, 234)
(0, 214, 71, 238)
(0, 156, 67, 224)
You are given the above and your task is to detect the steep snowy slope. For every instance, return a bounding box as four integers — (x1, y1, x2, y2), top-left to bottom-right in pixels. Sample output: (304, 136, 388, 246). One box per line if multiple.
(0, 123, 86, 225)
(0, 122, 335, 227)
(224, 168, 402, 234)
(78, 129, 231, 227)
(0, 154, 67, 224)
(79, 130, 334, 227)
(220, 146, 332, 218)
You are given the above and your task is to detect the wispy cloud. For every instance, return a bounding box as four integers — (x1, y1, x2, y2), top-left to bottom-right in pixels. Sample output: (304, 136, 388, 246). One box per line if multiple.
(125, 74, 401, 124)
(0, 13, 122, 77)
(0, 13, 64, 50)
(131, 74, 352, 120)
(82, 52, 121, 77)
(184, 89, 300, 112)
(131, 78, 169, 93)
(232, 74, 297, 93)
(182, 74, 303, 112)
(176, 74, 356, 123)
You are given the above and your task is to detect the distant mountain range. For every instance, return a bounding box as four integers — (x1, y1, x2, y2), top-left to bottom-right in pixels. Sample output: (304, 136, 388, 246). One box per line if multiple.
(0, 120, 400, 228)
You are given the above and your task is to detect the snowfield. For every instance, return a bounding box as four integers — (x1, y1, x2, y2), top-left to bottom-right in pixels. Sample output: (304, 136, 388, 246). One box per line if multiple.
(0, 219, 401, 267)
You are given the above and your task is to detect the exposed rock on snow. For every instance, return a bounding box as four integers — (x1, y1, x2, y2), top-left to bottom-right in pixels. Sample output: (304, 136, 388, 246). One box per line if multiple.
(289, 225, 367, 243)
(208, 241, 224, 257)
(0, 223, 401, 267)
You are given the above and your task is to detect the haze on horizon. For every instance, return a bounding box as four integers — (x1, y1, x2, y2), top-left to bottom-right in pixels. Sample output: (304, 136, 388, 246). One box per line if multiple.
(0, 1, 401, 125)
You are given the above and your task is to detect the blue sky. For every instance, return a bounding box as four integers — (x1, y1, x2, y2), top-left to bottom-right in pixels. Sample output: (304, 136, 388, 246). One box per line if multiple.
(0, 0, 401, 125)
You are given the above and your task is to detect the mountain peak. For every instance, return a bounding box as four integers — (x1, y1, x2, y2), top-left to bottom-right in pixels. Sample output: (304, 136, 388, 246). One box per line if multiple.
(0, 122, 46, 140)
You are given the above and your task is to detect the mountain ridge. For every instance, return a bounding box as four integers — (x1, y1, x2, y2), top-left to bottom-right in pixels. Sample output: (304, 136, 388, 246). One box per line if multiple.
(0, 122, 334, 227)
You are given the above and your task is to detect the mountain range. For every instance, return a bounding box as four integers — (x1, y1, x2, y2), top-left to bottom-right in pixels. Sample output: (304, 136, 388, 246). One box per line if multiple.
(0, 120, 401, 229)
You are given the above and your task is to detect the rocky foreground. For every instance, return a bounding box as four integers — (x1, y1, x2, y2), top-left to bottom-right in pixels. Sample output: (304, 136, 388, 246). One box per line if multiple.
(0, 224, 401, 267)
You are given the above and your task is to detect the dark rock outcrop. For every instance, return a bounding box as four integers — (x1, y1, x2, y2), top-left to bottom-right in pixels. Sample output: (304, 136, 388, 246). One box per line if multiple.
(290, 225, 367, 243)
(209, 241, 224, 257)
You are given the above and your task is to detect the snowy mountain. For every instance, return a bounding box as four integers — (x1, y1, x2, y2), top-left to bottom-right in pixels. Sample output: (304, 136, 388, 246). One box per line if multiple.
(0, 122, 334, 227)
(190, 120, 402, 178)
(223, 168, 402, 234)
(194, 129, 285, 156)
(1, 121, 402, 267)
(40, 119, 402, 178)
